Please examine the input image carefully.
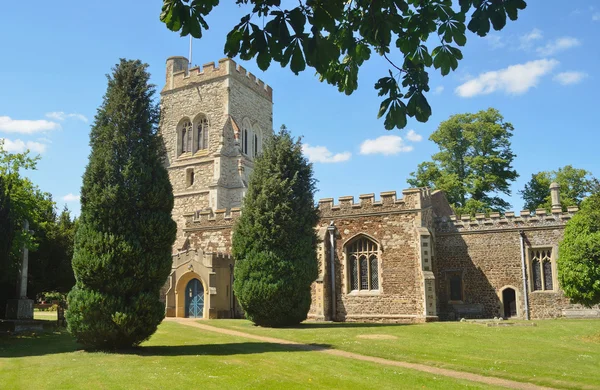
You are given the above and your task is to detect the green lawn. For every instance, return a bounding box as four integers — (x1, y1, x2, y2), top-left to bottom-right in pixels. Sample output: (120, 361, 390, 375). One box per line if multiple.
(207, 319, 600, 390)
(0, 321, 496, 390)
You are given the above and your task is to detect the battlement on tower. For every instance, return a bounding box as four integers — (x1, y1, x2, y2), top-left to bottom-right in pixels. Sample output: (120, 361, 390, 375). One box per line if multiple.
(163, 56, 273, 101)
(435, 206, 578, 234)
(183, 207, 241, 231)
(318, 188, 432, 218)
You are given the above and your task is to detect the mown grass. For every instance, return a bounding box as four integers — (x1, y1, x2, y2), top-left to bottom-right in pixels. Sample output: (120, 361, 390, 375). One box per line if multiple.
(0, 321, 496, 389)
(208, 319, 600, 390)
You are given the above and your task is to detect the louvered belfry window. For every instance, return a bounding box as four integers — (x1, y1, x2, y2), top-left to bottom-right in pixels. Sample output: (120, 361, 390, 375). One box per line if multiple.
(347, 237, 380, 292)
(181, 120, 192, 153)
(197, 117, 209, 151)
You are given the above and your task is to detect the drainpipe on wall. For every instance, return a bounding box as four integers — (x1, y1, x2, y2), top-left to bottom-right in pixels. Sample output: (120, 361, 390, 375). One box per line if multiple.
(327, 221, 337, 321)
(229, 263, 234, 318)
(519, 230, 530, 320)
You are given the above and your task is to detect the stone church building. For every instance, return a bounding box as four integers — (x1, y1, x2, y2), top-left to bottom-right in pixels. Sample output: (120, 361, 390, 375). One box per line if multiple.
(159, 56, 598, 322)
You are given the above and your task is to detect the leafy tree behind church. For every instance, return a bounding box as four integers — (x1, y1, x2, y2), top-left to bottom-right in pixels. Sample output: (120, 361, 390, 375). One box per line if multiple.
(407, 108, 518, 215)
(28, 206, 78, 301)
(0, 143, 54, 318)
(558, 193, 600, 306)
(67, 59, 177, 349)
(160, 0, 527, 130)
(232, 126, 319, 327)
(520, 165, 599, 211)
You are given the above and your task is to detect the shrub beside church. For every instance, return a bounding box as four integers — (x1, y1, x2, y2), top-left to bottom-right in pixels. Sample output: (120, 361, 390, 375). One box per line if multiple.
(67, 59, 176, 349)
(232, 127, 319, 327)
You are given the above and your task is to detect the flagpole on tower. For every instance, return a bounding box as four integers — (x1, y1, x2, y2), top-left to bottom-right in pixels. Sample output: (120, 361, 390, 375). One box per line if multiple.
(189, 35, 193, 68)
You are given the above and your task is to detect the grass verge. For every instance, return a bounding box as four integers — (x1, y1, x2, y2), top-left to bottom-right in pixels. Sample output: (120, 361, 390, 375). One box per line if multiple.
(0, 321, 497, 389)
(206, 319, 600, 389)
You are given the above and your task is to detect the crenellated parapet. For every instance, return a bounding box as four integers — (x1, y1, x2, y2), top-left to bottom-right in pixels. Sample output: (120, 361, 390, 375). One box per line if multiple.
(435, 206, 579, 234)
(163, 56, 273, 101)
(183, 207, 241, 231)
(318, 188, 432, 218)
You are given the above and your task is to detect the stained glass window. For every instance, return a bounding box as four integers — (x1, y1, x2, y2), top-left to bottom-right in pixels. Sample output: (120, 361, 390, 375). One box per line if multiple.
(347, 236, 380, 292)
(350, 257, 358, 291)
(543, 260, 553, 290)
(532, 259, 542, 291)
(530, 249, 553, 291)
(369, 255, 379, 290)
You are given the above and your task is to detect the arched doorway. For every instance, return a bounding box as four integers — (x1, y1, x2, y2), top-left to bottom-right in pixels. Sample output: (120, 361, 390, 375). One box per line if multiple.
(502, 288, 517, 318)
(185, 279, 204, 318)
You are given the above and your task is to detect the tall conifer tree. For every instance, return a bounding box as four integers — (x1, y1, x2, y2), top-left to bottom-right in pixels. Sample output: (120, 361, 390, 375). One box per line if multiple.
(67, 60, 176, 349)
(232, 127, 318, 327)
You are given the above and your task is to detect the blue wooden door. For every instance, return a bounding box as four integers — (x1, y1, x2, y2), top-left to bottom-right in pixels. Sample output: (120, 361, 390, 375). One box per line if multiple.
(185, 279, 204, 318)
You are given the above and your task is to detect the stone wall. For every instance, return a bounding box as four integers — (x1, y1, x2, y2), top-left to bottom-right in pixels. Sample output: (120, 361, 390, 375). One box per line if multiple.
(317, 189, 435, 323)
(434, 208, 585, 320)
(183, 208, 239, 253)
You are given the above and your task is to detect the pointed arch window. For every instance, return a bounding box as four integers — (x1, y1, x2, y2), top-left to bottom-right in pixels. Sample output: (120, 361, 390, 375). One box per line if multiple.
(179, 119, 193, 156)
(196, 116, 209, 151)
(241, 118, 252, 156)
(347, 236, 380, 292)
(530, 249, 554, 292)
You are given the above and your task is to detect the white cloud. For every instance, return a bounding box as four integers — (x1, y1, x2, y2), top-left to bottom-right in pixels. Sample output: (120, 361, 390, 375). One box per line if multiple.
(593, 12, 600, 21)
(483, 34, 505, 49)
(536, 37, 581, 56)
(432, 86, 444, 95)
(0, 116, 60, 134)
(46, 111, 88, 122)
(302, 144, 351, 163)
(1, 138, 47, 154)
(62, 193, 81, 202)
(37, 137, 53, 144)
(455, 59, 559, 98)
(553, 71, 588, 85)
(406, 130, 423, 142)
(360, 135, 413, 156)
(519, 28, 543, 49)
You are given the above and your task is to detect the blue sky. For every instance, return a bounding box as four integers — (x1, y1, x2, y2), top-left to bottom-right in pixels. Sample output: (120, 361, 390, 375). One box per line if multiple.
(1, 1, 598, 216)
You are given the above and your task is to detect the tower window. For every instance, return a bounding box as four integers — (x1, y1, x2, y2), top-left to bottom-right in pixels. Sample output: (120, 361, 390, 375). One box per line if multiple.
(197, 117, 209, 151)
(241, 118, 252, 156)
(186, 168, 194, 187)
(180, 120, 192, 154)
(253, 134, 258, 157)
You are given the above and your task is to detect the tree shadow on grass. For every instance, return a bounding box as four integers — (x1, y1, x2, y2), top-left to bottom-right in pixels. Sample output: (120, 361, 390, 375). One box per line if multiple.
(0, 328, 80, 358)
(289, 322, 412, 329)
(129, 342, 331, 356)
(0, 329, 331, 358)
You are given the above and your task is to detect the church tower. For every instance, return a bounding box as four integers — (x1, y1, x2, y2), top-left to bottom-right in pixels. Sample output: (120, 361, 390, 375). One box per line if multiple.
(159, 57, 273, 249)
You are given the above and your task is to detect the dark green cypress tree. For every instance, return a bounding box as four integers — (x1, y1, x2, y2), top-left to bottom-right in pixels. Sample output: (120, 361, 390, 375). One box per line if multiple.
(66, 59, 176, 349)
(232, 126, 319, 327)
